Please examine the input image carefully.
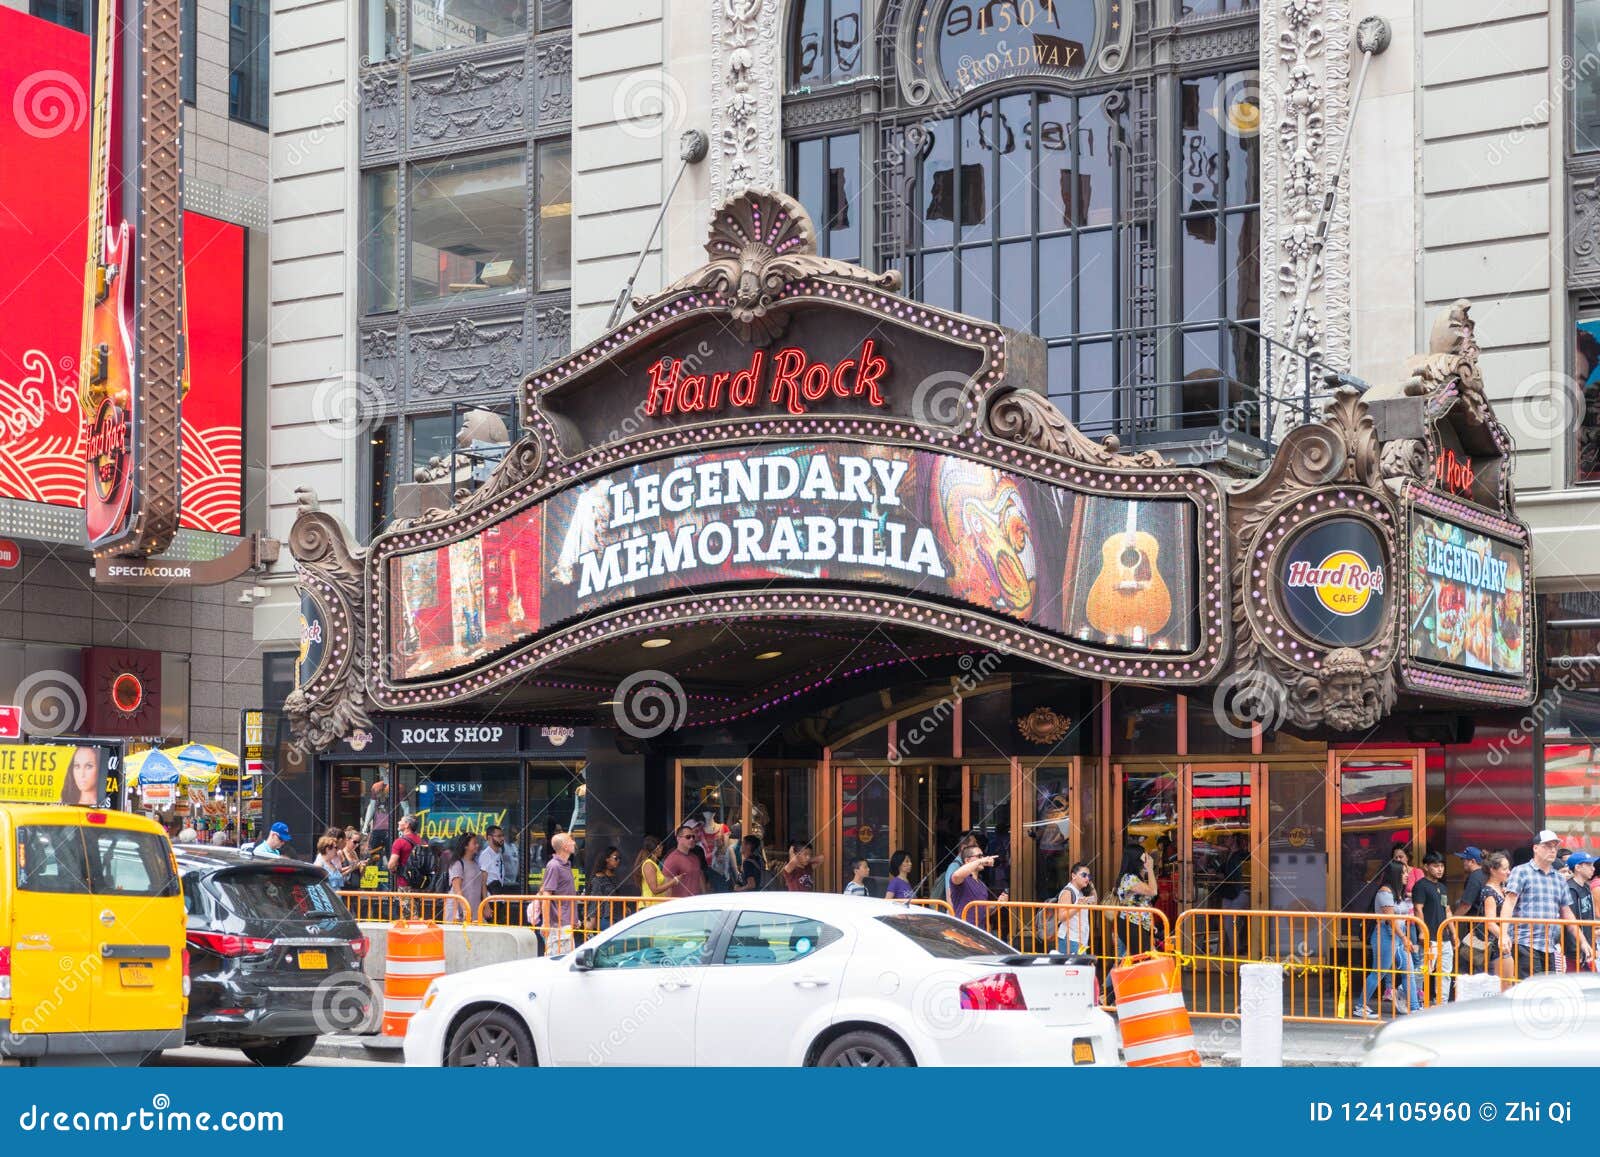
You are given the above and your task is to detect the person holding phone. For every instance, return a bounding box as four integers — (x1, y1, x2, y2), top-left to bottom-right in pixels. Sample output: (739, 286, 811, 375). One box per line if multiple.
(1115, 843, 1159, 958)
(1056, 863, 1095, 956)
(950, 845, 1008, 927)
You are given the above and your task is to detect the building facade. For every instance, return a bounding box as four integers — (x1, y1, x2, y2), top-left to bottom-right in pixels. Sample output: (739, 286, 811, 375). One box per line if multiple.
(262, 0, 1599, 897)
(0, 0, 269, 769)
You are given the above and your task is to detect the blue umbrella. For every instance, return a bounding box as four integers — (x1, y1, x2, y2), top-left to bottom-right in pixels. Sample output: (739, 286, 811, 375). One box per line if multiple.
(126, 749, 185, 787)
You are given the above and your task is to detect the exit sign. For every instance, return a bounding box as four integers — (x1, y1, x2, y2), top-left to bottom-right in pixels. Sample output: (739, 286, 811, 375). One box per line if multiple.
(0, 706, 21, 740)
(0, 540, 18, 570)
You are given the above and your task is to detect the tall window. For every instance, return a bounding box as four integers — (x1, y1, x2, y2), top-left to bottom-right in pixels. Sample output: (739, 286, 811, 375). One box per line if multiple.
(1177, 73, 1261, 430)
(536, 142, 573, 291)
(792, 0, 864, 86)
(181, 0, 197, 104)
(359, 169, 400, 314)
(1576, 0, 1600, 152)
(228, 0, 269, 127)
(788, 132, 861, 262)
(410, 148, 528, 306)
(29, 0, 90, 33)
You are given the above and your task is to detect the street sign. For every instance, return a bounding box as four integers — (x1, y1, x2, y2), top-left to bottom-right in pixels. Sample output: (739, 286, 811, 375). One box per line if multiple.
(0, 706, 20, 740)
(0, 540, 18, 570)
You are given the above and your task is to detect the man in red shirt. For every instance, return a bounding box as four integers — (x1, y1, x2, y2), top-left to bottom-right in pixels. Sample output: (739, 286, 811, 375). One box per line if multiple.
(386, 815, 428, 890)
(662, 825, 705, 897)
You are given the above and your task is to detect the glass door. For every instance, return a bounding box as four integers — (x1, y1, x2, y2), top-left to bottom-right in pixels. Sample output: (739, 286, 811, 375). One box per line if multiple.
(1026, 760, 1080, 903)
(1333, 750, 1423, 909)
(747, 760, 817, 879)
(1188, 766, 1254, 910)
(1115, 762, 1179, 915)
(524, 760, 584, 891)
(835, 765, 892, 887)
(1262, 762, 1330, 912)
(968, 763, 1014, 898)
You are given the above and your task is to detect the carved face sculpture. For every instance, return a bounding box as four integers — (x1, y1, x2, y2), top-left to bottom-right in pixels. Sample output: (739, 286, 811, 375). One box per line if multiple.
(1321, 647, 1376, 731)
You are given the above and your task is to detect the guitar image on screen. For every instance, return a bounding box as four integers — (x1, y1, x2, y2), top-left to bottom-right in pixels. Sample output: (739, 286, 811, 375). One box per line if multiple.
(79, 0, 137, 544)
(507, 549, 526, 623)
(1084, 501, 1172, 644)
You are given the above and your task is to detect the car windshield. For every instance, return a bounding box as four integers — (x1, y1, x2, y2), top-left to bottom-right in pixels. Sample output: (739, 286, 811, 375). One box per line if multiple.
(209, 867, 345, 925)
(17, 825, 178, 898)
(876, 911, 1014, 959)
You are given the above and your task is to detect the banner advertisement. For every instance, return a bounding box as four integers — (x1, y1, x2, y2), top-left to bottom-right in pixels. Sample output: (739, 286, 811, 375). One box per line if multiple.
(387, 442, 1200, 680)
(0, 743, 109, 806)
(1407, 512, 1526, 677)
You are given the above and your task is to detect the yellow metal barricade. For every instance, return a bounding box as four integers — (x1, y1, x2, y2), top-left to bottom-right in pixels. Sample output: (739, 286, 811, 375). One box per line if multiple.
(1174, 908, 1432, 1023)
(339, 890, 478, 925)
(1435, 913, 1600, 998)
(957, 900, 1170, 1007)
(476, 894, 666, 942)
(904, 899, 953, 914)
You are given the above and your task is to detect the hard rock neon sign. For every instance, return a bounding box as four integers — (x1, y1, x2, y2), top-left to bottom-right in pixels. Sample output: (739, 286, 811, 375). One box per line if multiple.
(644, 339, 891, 418)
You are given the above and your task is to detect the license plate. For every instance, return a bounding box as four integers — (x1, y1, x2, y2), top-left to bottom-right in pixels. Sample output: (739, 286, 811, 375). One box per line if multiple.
(119, 962, 154, 988)
(1071, 1038, 1096, 1065)
(298, 950, 328, 970)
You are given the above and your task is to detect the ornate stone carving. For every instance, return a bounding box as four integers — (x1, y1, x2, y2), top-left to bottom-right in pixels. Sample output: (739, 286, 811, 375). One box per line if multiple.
(409, 318, 525, 399)
(1017, 706, 1073, 744)
(284, 488, 373, 754)
(1167, 21, 1259, 64)
(410, 60, 525, 143)
(987, 387, 1170, 469)
(1227, 386, 1397, 732)
(781, 91, 860, 132)
(534, 304, 571, 366)
(709, 0, 780, 208)
(360, 70, 401, 159)
(633, 188, 901, 344)
(357, 326, 400, 416)
(1261, 0, 1352, 384)
(535, 40, 572, 123)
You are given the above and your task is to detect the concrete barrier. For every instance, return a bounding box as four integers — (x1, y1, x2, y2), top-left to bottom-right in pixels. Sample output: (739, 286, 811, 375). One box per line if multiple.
(359, 921, 542, 985)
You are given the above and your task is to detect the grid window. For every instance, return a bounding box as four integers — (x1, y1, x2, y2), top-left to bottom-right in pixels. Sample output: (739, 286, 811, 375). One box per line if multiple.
(29, 0, 90, 33)
(792, 0, 864, 87)
(787, 132, 861, 263)
(228, 0, 269, 128)
(901, 92, 1130, 430)
(409, 148, 527, 306)
(360, 0, 400, 62)
(410, 0, 526, 54)
(1177, 72, 1261, 432)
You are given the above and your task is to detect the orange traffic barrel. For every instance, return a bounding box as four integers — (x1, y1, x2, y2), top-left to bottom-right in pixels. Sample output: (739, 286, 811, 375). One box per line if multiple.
(1110, 953, 1200, 1067)
(381, 921, 445, 1039)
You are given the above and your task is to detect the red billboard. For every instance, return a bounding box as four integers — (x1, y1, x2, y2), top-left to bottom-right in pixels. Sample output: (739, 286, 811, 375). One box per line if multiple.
(0, 6, 244, 536)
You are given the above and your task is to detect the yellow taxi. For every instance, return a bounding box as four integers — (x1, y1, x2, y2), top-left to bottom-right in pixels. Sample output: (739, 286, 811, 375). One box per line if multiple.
(0, 803, 187, 1065)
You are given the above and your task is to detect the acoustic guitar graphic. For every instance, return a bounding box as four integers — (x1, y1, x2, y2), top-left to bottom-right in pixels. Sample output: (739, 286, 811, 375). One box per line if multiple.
(79, 0, 137, 543)
(1084, 501, 1173, 643)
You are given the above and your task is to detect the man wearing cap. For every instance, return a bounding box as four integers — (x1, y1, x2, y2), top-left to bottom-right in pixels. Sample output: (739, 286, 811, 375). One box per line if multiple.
(1506, 830, 1595, 977)
(253, 821, 290, 858)
(1453, 846, 1488, 976)
(1411, 851, 1453, 1002)
(1564, 851, 1598, 971)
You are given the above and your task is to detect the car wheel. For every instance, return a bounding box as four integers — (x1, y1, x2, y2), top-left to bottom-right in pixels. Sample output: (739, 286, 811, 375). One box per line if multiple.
(815, 1030, 913, 1068)
(241, 1036, 318, 1067)
(445, 1010, 535, 1068)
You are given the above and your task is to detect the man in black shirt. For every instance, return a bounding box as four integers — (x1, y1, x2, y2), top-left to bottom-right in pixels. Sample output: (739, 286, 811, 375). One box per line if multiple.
(1412, 851, 1452, 1002)
(1565, 851, 1598, 970)
(1453, 846, 1488, 977)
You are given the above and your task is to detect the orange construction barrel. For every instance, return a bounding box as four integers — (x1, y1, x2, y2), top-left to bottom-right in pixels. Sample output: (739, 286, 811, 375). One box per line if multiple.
(381, 921, 445, 1039)
(1110, 952, 1200, 1067)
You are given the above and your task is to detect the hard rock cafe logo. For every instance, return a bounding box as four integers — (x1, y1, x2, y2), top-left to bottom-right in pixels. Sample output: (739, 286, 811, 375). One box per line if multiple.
(1285, 552, 1385, 617)
(540, 725, 575, 747)
(86, 397, 129, 503)
(347, 728, 374, 752)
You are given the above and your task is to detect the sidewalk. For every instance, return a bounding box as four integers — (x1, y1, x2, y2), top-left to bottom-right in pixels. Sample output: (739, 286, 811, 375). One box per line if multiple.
(316, 1020, 1381, 1067)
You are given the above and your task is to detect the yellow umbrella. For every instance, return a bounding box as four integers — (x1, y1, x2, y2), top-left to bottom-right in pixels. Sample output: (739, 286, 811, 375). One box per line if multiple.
(127, 748, 221, 789)
(162, 743, 240, 771)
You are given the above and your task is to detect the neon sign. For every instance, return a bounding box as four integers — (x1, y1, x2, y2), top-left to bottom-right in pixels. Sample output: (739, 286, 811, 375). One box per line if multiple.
(644, 340, 891, 418)
(1432, 447, 1477, 499)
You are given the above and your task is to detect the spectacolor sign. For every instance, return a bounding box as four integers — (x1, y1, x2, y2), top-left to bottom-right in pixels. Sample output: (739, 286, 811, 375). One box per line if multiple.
(1278, 519, 1388, 647)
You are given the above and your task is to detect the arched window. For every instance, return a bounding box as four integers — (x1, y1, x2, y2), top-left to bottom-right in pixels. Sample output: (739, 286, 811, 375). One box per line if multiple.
(791, 0, 865, 86)
(783, 1, 1263, 449)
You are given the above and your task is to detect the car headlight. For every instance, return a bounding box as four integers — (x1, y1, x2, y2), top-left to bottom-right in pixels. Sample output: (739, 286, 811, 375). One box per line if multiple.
(1363, 1039, 1439, 1067)
(421, 983, 439, 1010)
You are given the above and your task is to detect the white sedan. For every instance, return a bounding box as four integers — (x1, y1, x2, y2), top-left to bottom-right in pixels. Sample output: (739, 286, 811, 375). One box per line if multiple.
(403, 892, 1118, 1067)
(1362, 973, 1600, 1066)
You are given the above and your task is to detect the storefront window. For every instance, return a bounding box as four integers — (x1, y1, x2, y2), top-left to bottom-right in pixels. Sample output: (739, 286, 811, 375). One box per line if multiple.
(414, 763, 519, 852)
(1337, 758, 1414, 908)
(537, 142, 573, 290)
(839, 768, 891, 881)
(409, 0, 526, 55)
(1191, 770, 1250, 908)
(360, 170, 400, 314)
(525, 763, 584, 889)
(749, 763, 815, 871)
(410, 148, 527, 305)
(678, 762, 742, 859)
(1031, 764, 1075, 900)
(1121, 768, 1178, 867)
(1266, 767, 1327, 911)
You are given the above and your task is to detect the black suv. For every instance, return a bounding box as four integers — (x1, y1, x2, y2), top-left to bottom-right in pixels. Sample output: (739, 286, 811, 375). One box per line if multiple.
(176, 846, 374, 1065)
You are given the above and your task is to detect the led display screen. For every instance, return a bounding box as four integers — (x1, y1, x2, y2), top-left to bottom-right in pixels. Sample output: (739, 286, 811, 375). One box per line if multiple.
(1407, 512, 1526, 677)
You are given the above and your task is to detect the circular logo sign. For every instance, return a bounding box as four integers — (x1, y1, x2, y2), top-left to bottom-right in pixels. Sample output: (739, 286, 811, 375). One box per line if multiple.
(86, 397, 129, 504)
(1279, 519, 1388, 647)
(110, 672, 143, 714)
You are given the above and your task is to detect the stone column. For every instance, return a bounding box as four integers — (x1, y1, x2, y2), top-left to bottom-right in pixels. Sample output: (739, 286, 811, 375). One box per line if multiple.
(708, 0, 782, 209)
